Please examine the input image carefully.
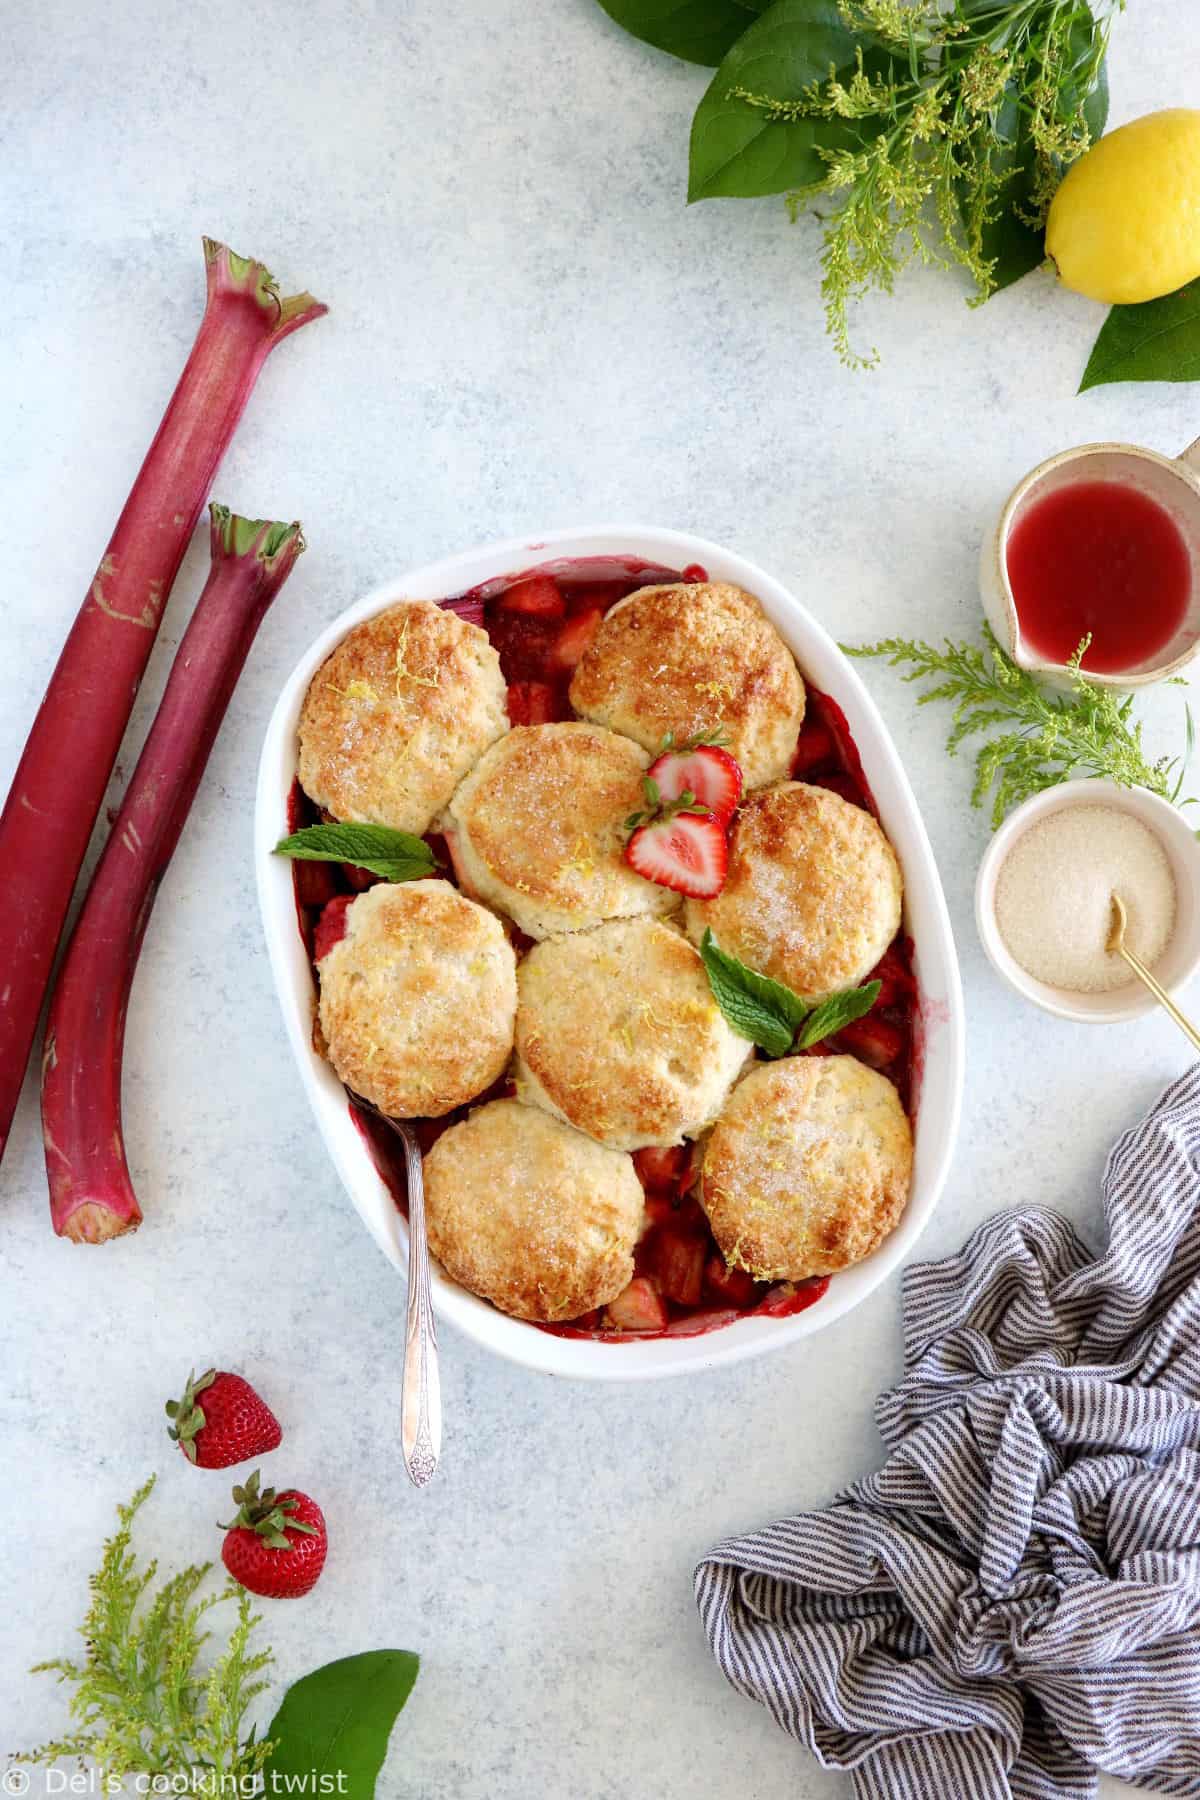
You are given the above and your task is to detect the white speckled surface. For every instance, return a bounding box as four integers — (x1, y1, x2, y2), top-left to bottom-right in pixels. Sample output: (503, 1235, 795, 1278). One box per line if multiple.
(2, 3, 1197, 1793)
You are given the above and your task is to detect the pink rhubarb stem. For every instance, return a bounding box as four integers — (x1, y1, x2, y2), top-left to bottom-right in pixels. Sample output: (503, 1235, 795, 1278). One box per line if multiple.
(41, 506, 306, 1243)
(0, 239, 325, 1170)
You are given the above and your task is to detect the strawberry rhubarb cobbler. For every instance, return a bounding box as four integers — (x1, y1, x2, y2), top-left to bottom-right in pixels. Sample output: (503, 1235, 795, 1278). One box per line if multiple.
(286, 561, 917, 1340)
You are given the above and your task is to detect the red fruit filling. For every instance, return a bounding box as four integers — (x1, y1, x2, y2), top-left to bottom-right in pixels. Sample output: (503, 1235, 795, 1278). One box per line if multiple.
(288, 557, 917, 1343)
(313, 894, 353, 962)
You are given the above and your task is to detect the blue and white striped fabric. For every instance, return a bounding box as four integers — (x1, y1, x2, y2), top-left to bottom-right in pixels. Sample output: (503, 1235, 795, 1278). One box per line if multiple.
(696, 1066, 1200, 1798)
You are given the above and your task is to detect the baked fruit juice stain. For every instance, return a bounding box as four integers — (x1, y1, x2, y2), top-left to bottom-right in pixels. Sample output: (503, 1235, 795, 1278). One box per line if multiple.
(1005, 479, 1191, 673)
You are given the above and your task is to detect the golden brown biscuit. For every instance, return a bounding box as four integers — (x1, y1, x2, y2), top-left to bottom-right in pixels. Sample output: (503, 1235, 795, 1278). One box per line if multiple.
(700, 1057, 912, 1282)
(686, 782, 902, 1004)
(514, 918, 749, 1150)
(298, 600, 507, 835)
(446, 722, 680, 939)
(423, 1099, 644, 1322)
(317, 880, 516, 1118)
(568, 582, 805, 789)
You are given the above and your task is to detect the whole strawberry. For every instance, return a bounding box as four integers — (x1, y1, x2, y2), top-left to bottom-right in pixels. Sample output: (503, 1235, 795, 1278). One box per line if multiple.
(220, 1470, 328, 1599)
(165, 1368, 282, 1468)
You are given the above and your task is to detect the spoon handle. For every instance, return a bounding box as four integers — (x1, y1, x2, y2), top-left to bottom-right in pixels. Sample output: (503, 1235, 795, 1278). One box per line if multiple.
(1118, 945, 1200, 1054)
(397, 1121, 441, 1486)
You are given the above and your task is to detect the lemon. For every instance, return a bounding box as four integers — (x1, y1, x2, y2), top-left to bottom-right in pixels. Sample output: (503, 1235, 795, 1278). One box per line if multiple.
(1046, 108, 1200, 305)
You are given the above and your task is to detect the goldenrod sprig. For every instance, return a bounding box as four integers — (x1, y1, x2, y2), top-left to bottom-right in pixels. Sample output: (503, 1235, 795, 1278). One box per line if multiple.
(734, 0, 1123, 363)
(12, 1479, 274, 1784)
(847, 626, 1194, 826)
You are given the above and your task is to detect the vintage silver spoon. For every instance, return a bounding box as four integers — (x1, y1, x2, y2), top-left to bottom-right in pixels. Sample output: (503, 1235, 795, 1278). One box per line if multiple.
(352, 1096, 441, 1486)
(1108, 892, 1200, 1054)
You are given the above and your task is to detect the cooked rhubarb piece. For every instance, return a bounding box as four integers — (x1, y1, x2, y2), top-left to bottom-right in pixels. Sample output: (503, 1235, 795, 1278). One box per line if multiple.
(547, 607, 604, 673)
(497, 575, 565, 618)
(834, 1015, 905, 1070)
(506, 681, 559, 726)
(645, 1224, 706, 1308)
(704, 1254, 759, 1310)
(292, 858, 340, 910)
(313, 894, 355, 962)
(869, 947, 915, 1010)
(605, 1276, 670, 1332)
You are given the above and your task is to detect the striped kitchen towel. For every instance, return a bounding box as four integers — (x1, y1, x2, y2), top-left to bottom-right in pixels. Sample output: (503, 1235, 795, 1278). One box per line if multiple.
(696, 1066, 1200, 1798)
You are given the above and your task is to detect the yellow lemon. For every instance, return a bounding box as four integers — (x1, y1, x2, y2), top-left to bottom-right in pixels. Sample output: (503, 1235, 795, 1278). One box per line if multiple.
(1047, 108, 1200, 305)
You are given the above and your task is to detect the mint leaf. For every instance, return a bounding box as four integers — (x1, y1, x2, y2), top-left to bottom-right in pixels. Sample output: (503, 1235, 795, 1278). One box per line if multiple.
(595, 0, 770, 65)
(274, 823, 435, 883)
(688, 0, 883, 202)
(262, 1650, 419, 1800)
(797, 980, 881, 1049)
(699, 928, 807, 1056)
(1080, 278, 1200, 391)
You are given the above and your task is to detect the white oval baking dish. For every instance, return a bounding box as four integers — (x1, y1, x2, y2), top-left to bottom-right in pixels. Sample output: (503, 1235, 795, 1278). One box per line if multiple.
(256, 526, 965, 1380)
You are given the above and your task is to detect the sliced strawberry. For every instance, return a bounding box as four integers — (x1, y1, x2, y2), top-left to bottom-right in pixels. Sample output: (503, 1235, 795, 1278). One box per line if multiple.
(835, 1015, 904, 1070)
(547, 606, 603, 673)
(645, 1225, 705, 1307)
(497, 575, 565, 618)
(604, 1276, 669, 1332)
(313, 894, 353, 961)
(647, 744, 742, 824)
(633, 1144, 693, 1195)
(625, 811, 727, 899)
(293, 858, 340, 910)
(704, 1254, 758, 1310)
(506, 681, 559, 726)
(790, 720, 836, 776)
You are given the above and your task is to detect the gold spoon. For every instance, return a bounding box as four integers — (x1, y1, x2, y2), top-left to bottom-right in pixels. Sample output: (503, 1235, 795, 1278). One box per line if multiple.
(1107, 893, 1200, 1053)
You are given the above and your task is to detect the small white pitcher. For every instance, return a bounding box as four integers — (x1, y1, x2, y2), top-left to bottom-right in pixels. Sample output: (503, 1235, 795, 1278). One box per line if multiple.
(980, 437, 1200, 690)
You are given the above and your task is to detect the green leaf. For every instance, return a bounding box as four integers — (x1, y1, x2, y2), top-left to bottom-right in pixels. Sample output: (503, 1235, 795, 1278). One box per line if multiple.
(274, 823, 436, 883)
(688, 0, 872, 201)
(797, 980, 881, 1048)
(262, 1651, 419, 1800)
(595, 0, 770, 65)
(1079, 278, 1200, 391)
(699, 928, 808, 1055)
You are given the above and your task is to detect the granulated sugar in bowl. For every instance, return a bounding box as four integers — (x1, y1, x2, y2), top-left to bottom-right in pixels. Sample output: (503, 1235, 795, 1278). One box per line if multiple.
(975, 779, 1200, 1026)
(995, 805, 1176, 992)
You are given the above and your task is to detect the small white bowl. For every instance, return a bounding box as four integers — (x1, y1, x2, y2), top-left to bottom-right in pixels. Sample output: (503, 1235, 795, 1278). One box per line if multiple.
(257, 525, 965, 1381)
(976, 778, 1200, 1024)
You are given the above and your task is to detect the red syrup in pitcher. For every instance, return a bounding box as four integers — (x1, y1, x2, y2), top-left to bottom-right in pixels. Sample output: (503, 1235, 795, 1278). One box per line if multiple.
(1006, 479, 1192, 674)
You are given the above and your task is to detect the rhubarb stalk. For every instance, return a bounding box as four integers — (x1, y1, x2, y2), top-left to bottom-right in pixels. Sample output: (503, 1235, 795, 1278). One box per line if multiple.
(0, 240, 325, 1169)
(41, 506, 306, 1243)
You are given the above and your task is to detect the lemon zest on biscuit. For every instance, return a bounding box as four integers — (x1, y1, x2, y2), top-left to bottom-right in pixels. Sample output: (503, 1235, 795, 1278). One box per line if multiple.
(393, 615, 441, 694)
(560, 836, 597, 879)
(329, 677, 380, 702)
